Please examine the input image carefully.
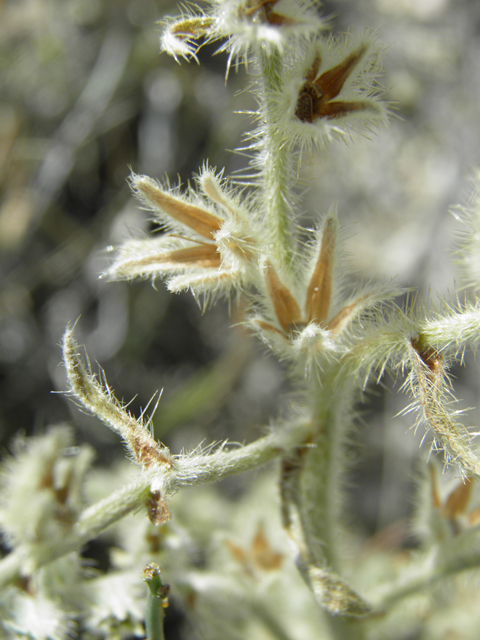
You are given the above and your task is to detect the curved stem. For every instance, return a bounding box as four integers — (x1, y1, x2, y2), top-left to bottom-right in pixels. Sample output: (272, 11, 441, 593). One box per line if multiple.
(0, 420, 311, 592)
(280, 370, 370, 636)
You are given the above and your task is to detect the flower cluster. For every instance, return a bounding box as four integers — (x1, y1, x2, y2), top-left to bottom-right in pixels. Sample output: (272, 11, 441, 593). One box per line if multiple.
(4, 2, 480, 640)
(160, 2, 386, 155)
(160, 0, 325, 73)
(107, 1, 391, 374)
(107, 172, 396, 376)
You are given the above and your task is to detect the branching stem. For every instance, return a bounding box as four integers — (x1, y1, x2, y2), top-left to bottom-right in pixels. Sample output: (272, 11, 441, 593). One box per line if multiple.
(0, 419, 312, 591)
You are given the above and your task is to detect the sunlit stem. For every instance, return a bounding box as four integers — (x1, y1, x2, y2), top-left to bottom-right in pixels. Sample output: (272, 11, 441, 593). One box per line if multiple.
(0, 420, 312, 591)
(309, 372, 366, 640)
(305, 372, 353, 570)
(258, 47, 294, 267)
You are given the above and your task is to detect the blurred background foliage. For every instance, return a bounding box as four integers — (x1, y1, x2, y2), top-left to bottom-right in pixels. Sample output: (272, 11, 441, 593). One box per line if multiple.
(2, 0, 480, 559)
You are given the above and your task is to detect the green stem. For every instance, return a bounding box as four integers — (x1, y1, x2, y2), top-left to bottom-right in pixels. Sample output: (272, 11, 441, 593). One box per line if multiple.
(302, 373, 368, 640)
(279, 369, 369, 636)
(304, 373, 355, 572)
(0, 475, 151, 591)
(0, 420, 312, 591)
(257, 47, 294, 266)
(143, 563, 169, 640)
(305, 373, 364, 640)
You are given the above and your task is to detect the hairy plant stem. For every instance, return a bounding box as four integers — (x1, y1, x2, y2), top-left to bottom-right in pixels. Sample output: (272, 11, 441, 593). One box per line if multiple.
(309, 374, 367, 640)
(306, 372, 352, 571)
(280, 370, 368, 637)
(0, 475, 151, 591)
(0, 421, 311, 592)
(257, 47, 294, 267)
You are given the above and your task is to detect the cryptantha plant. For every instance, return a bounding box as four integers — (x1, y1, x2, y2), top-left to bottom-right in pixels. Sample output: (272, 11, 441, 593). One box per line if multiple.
(2, 1, 480, 639)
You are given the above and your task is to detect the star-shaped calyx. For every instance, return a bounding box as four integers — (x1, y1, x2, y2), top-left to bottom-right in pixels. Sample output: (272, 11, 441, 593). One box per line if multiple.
(295, 44, 377, 123)
(105, 169, 260, 302)
(254, 213, 384, 367)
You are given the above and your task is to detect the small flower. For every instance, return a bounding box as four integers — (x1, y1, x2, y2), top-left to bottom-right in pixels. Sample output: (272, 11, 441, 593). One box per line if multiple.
(277, 34, 387, 152)
(160, 12, 214, 63)
(236, 0, 300, 27)
(294, 44, 373, 123)
(225, 523, 283, 578)
(252, 212, 394, 372)
(106, 169, 261, 303)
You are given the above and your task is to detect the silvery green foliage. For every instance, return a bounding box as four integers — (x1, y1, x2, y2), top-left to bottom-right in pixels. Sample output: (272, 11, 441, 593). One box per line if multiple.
(2, 1, 480, 639)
